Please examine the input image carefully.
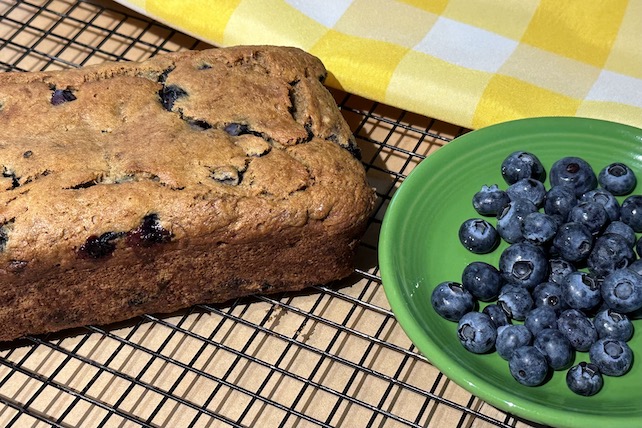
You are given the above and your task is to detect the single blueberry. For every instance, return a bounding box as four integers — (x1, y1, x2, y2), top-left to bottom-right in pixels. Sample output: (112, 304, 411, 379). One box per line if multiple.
(593, 309, 634, 341)
(598, 162, 637, 196)
(544, 185, 577, 221)
(457, 312, 497, 354)
(506, 178, 546, 207)
(430, 282, 476, 322)
(568, 201, 608, 236)
(496, 324, 532, 360)
(587, 233, 635, 277)
(496, 198, 538, 244)
(620, 195, 642, 232)
(224, 122, 251, 136)
(458, 218, 499, 254)
(566, 362, 603, 396)
(548, 258, 576, 286)
(532, 281, 568, 314)
(472, 184, 510, 216)
(483, 303, 511, 328)
(500, 151, 545, 185)
(552, 222, 593, 263)
(534, 328, 575, 370)
(521, 212, 558, 245)
(159, 84, 188, 111)
(589, 338, 633, 376)
(549, 156, 597, 197)
(51, 88, 77, 105)
(461, 261, 503, 301)
(601, 268, 642, 314)
(604, 220, 637, 247)
(581, 189, 620, 222)
(524, 306, 558, 336)
(499, 242, 548, 290)
(508, 346, 549, 386)
(77, 231, 125, 259)
(497, 285, 534, 321)
(562, 271, 603, 312)
(557, 309, 598, 351)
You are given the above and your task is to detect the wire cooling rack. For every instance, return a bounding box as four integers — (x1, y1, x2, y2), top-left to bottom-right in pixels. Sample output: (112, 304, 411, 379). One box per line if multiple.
(0, 1, 542, 427)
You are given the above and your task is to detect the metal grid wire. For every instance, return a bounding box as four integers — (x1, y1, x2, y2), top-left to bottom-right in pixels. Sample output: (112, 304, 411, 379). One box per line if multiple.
(0, 1, 539, 427)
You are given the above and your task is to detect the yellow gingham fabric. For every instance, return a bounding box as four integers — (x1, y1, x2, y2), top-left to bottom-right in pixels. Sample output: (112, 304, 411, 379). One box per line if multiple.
(116, 0, 642, 130)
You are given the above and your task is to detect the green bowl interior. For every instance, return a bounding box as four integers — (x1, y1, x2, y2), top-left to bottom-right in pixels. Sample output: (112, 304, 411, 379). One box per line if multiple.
(379, 117, 642, 428)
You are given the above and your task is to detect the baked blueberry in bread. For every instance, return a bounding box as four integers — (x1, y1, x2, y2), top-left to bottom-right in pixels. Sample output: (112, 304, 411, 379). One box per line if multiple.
(0, 46, 375, 342)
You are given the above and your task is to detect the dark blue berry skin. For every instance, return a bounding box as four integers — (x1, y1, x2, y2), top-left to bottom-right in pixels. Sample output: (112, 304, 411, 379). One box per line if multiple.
(589, 338, 633, 376)
(534, 328, 575, 370)
(499, 242, 549, 290)
(557, 309, 598, 351)
(532, 281, 568, 314)
(496, 324, 532, 360)
(483, 304, 511, 328)
(581, 189, 621, 222)
(588, 233, 635, 277)
(521, 212, 558, 245)
(458, 218, 499, 254)
(472, 184, 510, 216)
(549, 156, 597, 197)
(51, 88, 77, 105)
(562, 271, 602, 312)
(548, 258, 576, 285)
(604, 220, 637, 247)
(506, 178, 546, 207)
(457, 312, 497, 354)
(509, 346, 549, 386)
(224, 122, 251, 136)
(568, 201, 609, 236)
(601, 268, 642, 313)
(461, 261, 503, 301)
(594, 309, 634, 341)
(552, 222, 594, 263)
(598, 162, 637, 196)
(159, 85, 188, 111)
(497, 285, 534, 321)
(566, 362, 603, 396)
(501, 151, 545, 185)
(525, 306, 558, 336)
(628, 258, 642, 277)
(620, 195, 642, 232)
(544, 186, 577, 221)
(496, 199, 538, 244)
(77, 231, 124, 259)
(431, 282, 476, 322)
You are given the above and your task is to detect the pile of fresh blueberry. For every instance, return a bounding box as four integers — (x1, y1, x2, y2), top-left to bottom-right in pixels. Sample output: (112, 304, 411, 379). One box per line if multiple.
(431, 151, 641, 396)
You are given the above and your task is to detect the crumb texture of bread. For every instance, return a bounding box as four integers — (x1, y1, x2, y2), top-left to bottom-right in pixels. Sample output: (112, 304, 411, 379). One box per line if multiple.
(0, 46, 375, 342)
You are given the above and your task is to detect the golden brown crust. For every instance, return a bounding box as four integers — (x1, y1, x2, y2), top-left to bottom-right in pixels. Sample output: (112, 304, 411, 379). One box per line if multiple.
(0, 46, 375, 342)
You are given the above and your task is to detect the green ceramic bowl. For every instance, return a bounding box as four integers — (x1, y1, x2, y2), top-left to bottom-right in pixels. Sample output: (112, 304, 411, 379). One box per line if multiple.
(379, 117, 642, 428)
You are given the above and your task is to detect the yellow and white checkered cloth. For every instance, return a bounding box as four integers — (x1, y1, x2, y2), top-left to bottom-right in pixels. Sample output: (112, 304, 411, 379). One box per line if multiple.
(116, 0, 642, 130)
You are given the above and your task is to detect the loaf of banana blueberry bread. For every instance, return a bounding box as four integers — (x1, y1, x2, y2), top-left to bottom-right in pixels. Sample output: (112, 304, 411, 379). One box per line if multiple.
(0, 46, 375, 342)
